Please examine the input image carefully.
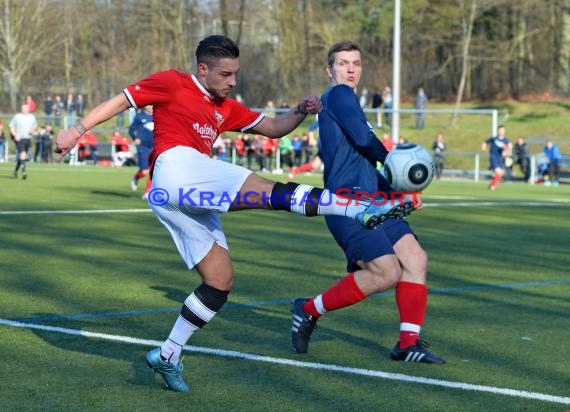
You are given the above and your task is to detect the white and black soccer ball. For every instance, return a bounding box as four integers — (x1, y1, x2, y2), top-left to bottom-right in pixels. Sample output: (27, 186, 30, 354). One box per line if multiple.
(383, 143, 435, 192)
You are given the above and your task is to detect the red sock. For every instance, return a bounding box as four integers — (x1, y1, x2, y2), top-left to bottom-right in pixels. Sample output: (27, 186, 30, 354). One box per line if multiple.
(135, 170, 145, 180)
(303, 273, 366, 318)
(490, 174, 502, 187)
(395, 281, 427, 349)
(297, 162, 314, 173)
(144, 177, 152, 193)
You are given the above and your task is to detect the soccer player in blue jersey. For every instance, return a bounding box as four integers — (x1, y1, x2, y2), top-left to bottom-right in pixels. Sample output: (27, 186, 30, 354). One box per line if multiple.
(129, 105, 154, 198)
(56, 35, 417, 392)
(482, 125, 511, 190)
(290, 40, 445, 364)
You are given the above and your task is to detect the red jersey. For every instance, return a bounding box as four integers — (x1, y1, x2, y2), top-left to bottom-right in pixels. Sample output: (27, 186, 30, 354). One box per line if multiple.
(234, 138, 246, 155)
(123, 70, 264, 169)
(112, 134, 130, 152)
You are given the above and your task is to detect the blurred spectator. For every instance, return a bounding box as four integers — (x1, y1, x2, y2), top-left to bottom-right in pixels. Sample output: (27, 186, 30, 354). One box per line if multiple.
(262, 136, 275, 170)
(26, 95, 37, 113)
(111, 129, 133, 167)
(371, 89, 383, 109)
(301, 134, 311, 164)
(34, 124, 54, 163)
(264, 100, 276, 118)
(41, 124, 54, 163)
(253, 135, 265, 171)
(371, 88, 383, 127)
(382, 86, 392, 127)
(514, 137, 531, 182)
(53, 95, 64, 127)
(543, 140, 562, 187)
(414, 87, 428, 129)
(291, 135, 302, 166)
(234, 134, 246, 166)
(77, 130, 98, 164)
(44, 96, 53, 122)
(212, 135, 226, 161)
(502, 143, 514, 181)
(244, 135, 254, 169)
(33, 125, 44, 163)
(66, 93, 75, 126)
(75, 94, 85, 118)
(278, 135, 293, 169)
(432, 132, 447, 180)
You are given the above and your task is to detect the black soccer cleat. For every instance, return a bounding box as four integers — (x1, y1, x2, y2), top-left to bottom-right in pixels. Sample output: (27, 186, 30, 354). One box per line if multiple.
(291, 298, 318, 354)
(390, 339, 445, 364)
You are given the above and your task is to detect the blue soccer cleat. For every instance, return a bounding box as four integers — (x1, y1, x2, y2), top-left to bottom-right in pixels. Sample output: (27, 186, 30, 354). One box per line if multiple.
(291, 298, 318, 354)
(390, 340, 445, 364)
(355, 198, 415, 229)
(146, 347, 190, 392)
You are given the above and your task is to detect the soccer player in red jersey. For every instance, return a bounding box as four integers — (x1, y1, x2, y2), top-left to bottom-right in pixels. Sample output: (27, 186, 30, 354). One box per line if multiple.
(56, 35, 414, 392)
(290, 41, 444, 364)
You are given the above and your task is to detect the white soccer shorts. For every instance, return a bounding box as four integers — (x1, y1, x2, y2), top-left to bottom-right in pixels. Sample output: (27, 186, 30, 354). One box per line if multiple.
(149, 146, 252, 269)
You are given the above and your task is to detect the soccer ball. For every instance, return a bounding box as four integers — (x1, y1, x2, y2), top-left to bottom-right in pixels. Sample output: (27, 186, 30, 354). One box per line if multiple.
(383, 143, 434, 192)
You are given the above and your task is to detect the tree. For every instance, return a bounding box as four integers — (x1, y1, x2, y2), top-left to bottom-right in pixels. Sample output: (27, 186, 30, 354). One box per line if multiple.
(451, 0, 477, 127)
(0, 0, 60, 111)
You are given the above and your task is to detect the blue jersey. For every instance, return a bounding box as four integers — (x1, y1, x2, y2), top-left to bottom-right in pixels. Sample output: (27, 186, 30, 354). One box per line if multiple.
(129, 112, 154, 148)
(318, 84, 390, 195)
(485, 135, 510, 158)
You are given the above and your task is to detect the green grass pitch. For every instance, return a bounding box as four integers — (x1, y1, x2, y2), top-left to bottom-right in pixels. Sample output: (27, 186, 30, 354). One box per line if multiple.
(0, 163, 569, 411)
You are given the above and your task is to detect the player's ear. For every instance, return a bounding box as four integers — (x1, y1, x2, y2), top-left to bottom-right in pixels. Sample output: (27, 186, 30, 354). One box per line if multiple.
(197, 62, 209, 75)
(325, 65, 332, 80)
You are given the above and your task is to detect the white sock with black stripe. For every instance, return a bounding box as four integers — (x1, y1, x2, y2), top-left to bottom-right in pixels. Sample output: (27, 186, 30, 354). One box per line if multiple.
(160, 284, 229, 364)
(270, 182, 367, 218)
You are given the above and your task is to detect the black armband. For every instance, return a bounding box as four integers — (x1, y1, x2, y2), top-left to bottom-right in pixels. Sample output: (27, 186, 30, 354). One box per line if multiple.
(295, 104, 308, 116)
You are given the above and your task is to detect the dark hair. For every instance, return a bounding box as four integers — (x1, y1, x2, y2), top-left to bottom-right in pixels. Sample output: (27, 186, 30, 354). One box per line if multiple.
(327, 41, 362, 67)
(196, 35, 240, 65)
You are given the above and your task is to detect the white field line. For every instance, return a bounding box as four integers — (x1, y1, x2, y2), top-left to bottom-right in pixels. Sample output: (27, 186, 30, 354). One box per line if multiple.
(1, 318, 568, 405)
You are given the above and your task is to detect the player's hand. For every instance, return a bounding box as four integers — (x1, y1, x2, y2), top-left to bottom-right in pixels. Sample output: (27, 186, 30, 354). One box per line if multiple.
(55, 128, 80, 158)
(299, 95, 322, 115)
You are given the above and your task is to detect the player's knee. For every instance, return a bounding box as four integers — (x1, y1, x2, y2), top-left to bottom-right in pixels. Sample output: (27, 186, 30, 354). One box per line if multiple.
(400, 247, 428, 283)
(367, 260, 402, 291)
(415, 247, 428, 275)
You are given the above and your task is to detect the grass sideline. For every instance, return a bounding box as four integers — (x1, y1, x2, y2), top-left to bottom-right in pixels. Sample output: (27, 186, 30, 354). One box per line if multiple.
(1, 163, 569, 411)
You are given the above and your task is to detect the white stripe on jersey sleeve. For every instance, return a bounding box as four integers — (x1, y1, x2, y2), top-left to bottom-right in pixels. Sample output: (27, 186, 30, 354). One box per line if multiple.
(123, 88, 138, 109)
(241, 113, 265, 132)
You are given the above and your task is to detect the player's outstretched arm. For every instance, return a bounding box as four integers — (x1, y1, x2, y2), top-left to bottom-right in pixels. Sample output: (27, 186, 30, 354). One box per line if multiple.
(252, 95, 322, 138)
(55, 93, 131, 157)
